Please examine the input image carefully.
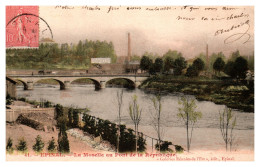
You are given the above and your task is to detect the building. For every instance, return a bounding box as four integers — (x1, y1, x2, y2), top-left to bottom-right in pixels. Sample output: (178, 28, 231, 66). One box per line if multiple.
(6, 76, 17, 98)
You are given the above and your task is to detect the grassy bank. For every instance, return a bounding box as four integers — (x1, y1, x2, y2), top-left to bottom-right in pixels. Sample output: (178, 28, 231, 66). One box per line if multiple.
(140, 75, 254, 113)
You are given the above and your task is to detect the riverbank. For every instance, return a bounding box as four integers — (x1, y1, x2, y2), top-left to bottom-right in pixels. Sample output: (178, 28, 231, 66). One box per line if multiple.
(140, 75, 254, 113)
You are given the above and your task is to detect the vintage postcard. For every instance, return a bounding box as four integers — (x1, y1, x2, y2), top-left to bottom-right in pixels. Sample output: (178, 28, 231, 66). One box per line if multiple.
(5, 5, 255, 162)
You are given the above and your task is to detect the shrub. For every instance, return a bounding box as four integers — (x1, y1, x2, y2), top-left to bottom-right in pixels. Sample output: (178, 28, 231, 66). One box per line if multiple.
(82, 113, 146, 153)
(6, 137, 14, 154)
(155, 141, 173, 152)
(58, 133, 70, 153)
(16, 137, 28, 153)
(175, 145, 184, 153)
(48, 137, 57, 152)
(33, 135, 45, 153)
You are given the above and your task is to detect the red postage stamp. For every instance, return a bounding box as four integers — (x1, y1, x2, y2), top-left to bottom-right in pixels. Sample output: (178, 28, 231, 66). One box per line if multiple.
(6, 6, 39, 48)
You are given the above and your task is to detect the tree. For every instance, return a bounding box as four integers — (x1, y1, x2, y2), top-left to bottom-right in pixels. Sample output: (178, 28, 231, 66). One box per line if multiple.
(68, 108, 73, 127)
(33, 135, 45, 153)
(219, 107, 236, 151)
(72, 109, 79, 128)
(173, 56, 187, 75)
(154, 57, 164, 73)
(48, 137, 57, 152)
(140, 56, 152, 72)
(57, 116, 70, 153)
(177, 96, 202, 152)
(150, 94, 163, 152)
(233, 56, 248, 79)
(163, 56, 174, 73)
(116, 89, 124, 153)
(129, 95, 142, 153)
(213, 57, 225, 75)
(193, 58, 205, 72)
(149, 63, 156, 75)
(55, 104, 64, 120)
(224, 61, 236, 78)
(6, 137, 14, 154)
(16, 137, 28, 153)
(185, 65, 198, 77)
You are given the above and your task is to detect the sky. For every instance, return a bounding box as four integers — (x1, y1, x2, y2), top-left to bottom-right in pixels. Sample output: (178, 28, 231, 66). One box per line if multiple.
(39, 6, 254, 59)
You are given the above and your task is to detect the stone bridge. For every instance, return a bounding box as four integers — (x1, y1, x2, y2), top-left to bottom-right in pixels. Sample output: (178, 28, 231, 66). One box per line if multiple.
(8, 74, 149, 90)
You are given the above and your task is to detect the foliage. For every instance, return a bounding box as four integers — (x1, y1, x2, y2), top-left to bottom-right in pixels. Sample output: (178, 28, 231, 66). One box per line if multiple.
(129, 95, 142, 152)
(224, 56, 248, 79)
(193, 58, 205, 71)
(48, 137, 57, 152)
(72, 109, 80, 128)
(155, 141, 173, 152)
(6, 94, 13, 105)
(233, 56, 248, 79)
(6, 39, 117, 69)
(178, 96, 202, 152)
(57, 116, 70, 153)
(55, 104, 64, 120)
(16, 137, 28, 153)
(162, 50, 182, 61)
(140, 56, 153, 72)
(33, 135, 45, 153)
(173, 56, 187, 75)
(6, 137, 14, 154)
(154, 58, 164, 73)
(175, 145, 184, 153)
(224, 61, 236, 78)
(213, 57, 225, 75)
(219, 107, 236, 151)
(82, 113, 146, 152)
(163, 56, 174, 73)
(185, 65, 198, 77)
(68, 108, 73, 128)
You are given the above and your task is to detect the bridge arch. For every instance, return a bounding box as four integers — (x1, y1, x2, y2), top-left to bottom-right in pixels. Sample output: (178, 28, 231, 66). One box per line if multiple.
(71, 78, 102, 90)
(106, 78, 135, 89)
(15, 79, 29, 90)
(34, 78, 66, 90)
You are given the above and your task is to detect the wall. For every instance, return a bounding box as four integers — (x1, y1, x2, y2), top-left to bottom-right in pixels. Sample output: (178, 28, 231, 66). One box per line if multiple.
(6, 108, 55, 122)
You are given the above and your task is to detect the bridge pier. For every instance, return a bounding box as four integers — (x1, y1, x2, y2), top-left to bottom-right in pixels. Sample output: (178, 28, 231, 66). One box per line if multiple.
(60, 81, 70, 90)
(25, 81, 34, 90)
(135, 81, 141, 88)
(100, 81, 106, 89)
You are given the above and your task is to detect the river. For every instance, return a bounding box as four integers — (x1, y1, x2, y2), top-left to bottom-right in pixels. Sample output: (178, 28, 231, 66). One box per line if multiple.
(17, 84, 254, 152)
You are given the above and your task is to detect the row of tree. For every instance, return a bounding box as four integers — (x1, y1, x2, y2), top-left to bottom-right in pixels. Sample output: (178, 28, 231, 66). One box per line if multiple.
(6, 39, 117, 69)
(140, 50, 251, 79)
(6, 136, 57, 154)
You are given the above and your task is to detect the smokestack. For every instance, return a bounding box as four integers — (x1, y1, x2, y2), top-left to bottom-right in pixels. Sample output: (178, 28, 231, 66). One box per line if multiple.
(127, 33, 131, 62)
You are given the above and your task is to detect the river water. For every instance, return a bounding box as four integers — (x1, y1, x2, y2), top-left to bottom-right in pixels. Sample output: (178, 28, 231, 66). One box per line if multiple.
(17, 85, 254, 151)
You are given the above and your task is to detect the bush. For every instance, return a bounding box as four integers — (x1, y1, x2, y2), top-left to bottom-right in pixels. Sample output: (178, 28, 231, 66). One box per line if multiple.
(6, 137, 14, 154)
(82, 113, 146, 153)
(33, 135, 45, 153)
(16, 137, 28, 153)
(175, 145, 184, 153)
(58, 133, 70, 153)
(155, 141, 173, 152)
(48, 137, 57, 152)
